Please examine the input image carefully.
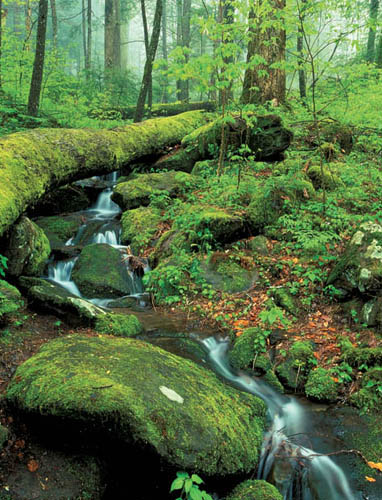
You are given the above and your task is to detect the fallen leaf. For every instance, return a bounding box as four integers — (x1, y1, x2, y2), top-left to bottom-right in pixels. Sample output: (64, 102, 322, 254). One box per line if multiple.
(365, 476, 376, 482)
(27, 459, 39, 473)
(368, 461, 382, 471)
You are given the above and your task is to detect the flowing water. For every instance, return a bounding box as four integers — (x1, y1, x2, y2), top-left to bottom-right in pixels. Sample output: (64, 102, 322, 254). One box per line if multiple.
(202, 337, 358, 500)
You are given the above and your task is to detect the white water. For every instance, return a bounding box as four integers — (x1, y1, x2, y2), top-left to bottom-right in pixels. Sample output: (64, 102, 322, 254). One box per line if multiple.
(89, 188, 121, 218)
(48, 258, 82, 297)
(202, 337, 356, 500)
(92, 228, 120, 245)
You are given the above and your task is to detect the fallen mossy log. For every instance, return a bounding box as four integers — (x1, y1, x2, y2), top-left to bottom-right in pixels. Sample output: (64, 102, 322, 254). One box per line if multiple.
(155, 114, 293, 172)
(89, 101, 217, 120)
(0, 110, 212, 237)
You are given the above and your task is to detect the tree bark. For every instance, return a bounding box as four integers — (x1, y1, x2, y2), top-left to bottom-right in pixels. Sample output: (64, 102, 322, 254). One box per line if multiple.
(82, 0, 87, 68)
(178, 0, 191, 101)
(241, 0, 286, 105)
(134, 0, 163, 123)
(176, 0, 182, 99)
(376, 30, 382, 67)
(161, 0, 169, 103)
(140, 0, 152, 111)
(0, 111, 211, 237)
(105, 0, 121, 72)
(50, 0, 57, 48)
(297, 0, 307, 100)
(25, 0, 32, 50)
(27, 0, 48, 116)
(366, 0, 379, 62)
(86, 0, 92, 73)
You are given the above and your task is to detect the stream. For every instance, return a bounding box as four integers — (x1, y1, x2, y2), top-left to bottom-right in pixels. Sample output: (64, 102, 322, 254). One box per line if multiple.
(42, 171, 361, 499)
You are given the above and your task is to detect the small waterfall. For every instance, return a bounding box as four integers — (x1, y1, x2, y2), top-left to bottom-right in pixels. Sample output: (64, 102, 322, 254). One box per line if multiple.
(48, 258, 82, 297)
(90, 188, 121, 217)
(92, 228, 120, 245)
(202, 337, 355, 500)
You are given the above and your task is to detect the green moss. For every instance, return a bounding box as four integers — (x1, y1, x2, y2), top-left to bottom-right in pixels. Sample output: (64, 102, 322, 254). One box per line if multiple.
(342, 346, 382, 368)
(305, 367, 338, 403)
(307, 164, 343, 190)
(204, 252, 257, 293)
(229, 328, 262, 370)
(71, 243, 134, 298)
(150, 229, 190, 268)
(276, 341, 315, 391)
(154, 147, 200, 172)
(191, 159, 218, 177)
(6, 335, 266, 476)
(4, 216, 51, 277)
(95, 313, 143, 337)
(0, 280, 24, 319)
(249, 236, 269, 255)
(112, 171, 195, 210)
(0, 111, 211, 238)
(120, 206, 161, 254)
(271, 287, 299, 317)
(226, 479, 283, 500)
(35, 214, 84, 249)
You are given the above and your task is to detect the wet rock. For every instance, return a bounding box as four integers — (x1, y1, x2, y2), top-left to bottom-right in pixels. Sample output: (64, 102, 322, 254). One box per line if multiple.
(203, 251, 258, 294)
(327, 221, 382, 297)
(6, 335, 266, 477)
(225, 479, 283, 500)
(121, 206, 162, 254)
(72, 243, 135, 298)
(4, 216, 51, 277)
(0, 280, 24, 323)
(111, 171, 195, 210)
(18, 277, 108, 326)
(34, 214, 84, 250)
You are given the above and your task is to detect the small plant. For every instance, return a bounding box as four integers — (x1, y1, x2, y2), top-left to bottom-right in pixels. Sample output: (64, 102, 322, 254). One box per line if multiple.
(170, 471, 213, 500)
(0, 254, 7, 277)
(331, 362, 353, 384)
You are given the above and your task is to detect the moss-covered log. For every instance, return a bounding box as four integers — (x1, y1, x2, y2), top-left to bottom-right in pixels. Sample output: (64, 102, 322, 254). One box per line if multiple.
(0, 110, 212, 237)
(90, 101, 217, 120)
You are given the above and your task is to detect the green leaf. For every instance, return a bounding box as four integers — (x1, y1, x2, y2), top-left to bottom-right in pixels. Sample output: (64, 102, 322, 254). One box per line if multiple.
(170, 478, 185, 492)
(185, 478, 193, 494)
(191, 474, 203, 485)
(189, 486, 203, 500)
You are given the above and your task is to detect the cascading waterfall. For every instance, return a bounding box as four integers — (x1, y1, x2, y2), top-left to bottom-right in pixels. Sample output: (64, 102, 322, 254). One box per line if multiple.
(48, 258, 82, 297)
(202, 337, 356, 500)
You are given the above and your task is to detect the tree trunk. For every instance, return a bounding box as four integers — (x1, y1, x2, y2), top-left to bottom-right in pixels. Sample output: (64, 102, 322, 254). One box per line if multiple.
(27, 0, 48, 116)
(241, 0, 286, 105)
(82, 0, 87, 68)
(376, 30, 382, 67)
(105, 0, 120, 72)
(0, 111, 211, 237)
(140, 0, 153, 111)
(25, 0, 32, 50)
(113, 0, 121, 70)
(176, 0, 182, 99)
(50, 0, 57, 48)
(219, 0, 234, 106)
(178, 0, 191, 101)
(297, 0, 307, 100)
(161, 0, 169, 103)
(366, 0, 379, 62)
(134, 0, 163, 123)
(86, 0, 92, 73)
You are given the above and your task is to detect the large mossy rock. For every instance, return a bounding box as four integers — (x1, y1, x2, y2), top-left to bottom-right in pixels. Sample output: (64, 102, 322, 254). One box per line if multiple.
(305, 367, 339, 403)
(71, 243, 134, 298)
(120, 206, 162, 254)
(225, 479, 283, 500)
(182, 115, 292, 162)
(276, 340, 315, 391)
(247, 175, 315, 233)
(203, 251, 258, 293)
(6, 335, 266, 477)
(34, 214, 84, 250)
(18, 277, 108, 325)
(4, 216, 51, 277)
(112, 171, 194, 210)
(327, 221, 382, 297)
(0, 279, 24, 322)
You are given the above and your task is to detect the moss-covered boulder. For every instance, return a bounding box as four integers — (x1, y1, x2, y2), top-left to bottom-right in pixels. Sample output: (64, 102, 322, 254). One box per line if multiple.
(18, 277, 108, 325)
(71, 243, 134, 298)
(247, 176, 315, 232)
(327, 221, 382, 296)
(305, 367, 339, 403)
(276, 341, 315, 391)
(150, 229, 190, 268)
(95, 312, 143, 337)
(229, 328, 265, 371)
(307, 164, 343, 190)
(6, 335, 266, 477)
(4, 216, 51, 277)
(249, 236, 269, 256)
(34, 214, 84, 250)
(120, 206, 162, 254)
(270, 287, 299, 317)
(225, 479, 283, 500)
(203, 252, 258, 294)
(0, 279, 24, 321)
(112, 171, 194, 210)
(351, 366, 382, 412)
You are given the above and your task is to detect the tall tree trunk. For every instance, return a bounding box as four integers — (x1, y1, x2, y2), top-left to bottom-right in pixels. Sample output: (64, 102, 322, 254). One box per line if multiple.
(178, 0, 191, 101)
(219, 0, 234, 106)
(105, 0, 120, 72)
(82, 0, 87, 68)
(27, 0, 48, 116)
(50, 0, 57, 49)
(161, 0, 169, 103)
(297, 0, 306, 100)
(176, 0, 182, 99)
(376, 30, 382, 67)
(140, 0, 152, 111)
(86, 0, 92, 74)
(241, 0, 286, 105)
(366, 0, 379, 62)
(25, 0, 32, 50)
(134, 0, 163, 123)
